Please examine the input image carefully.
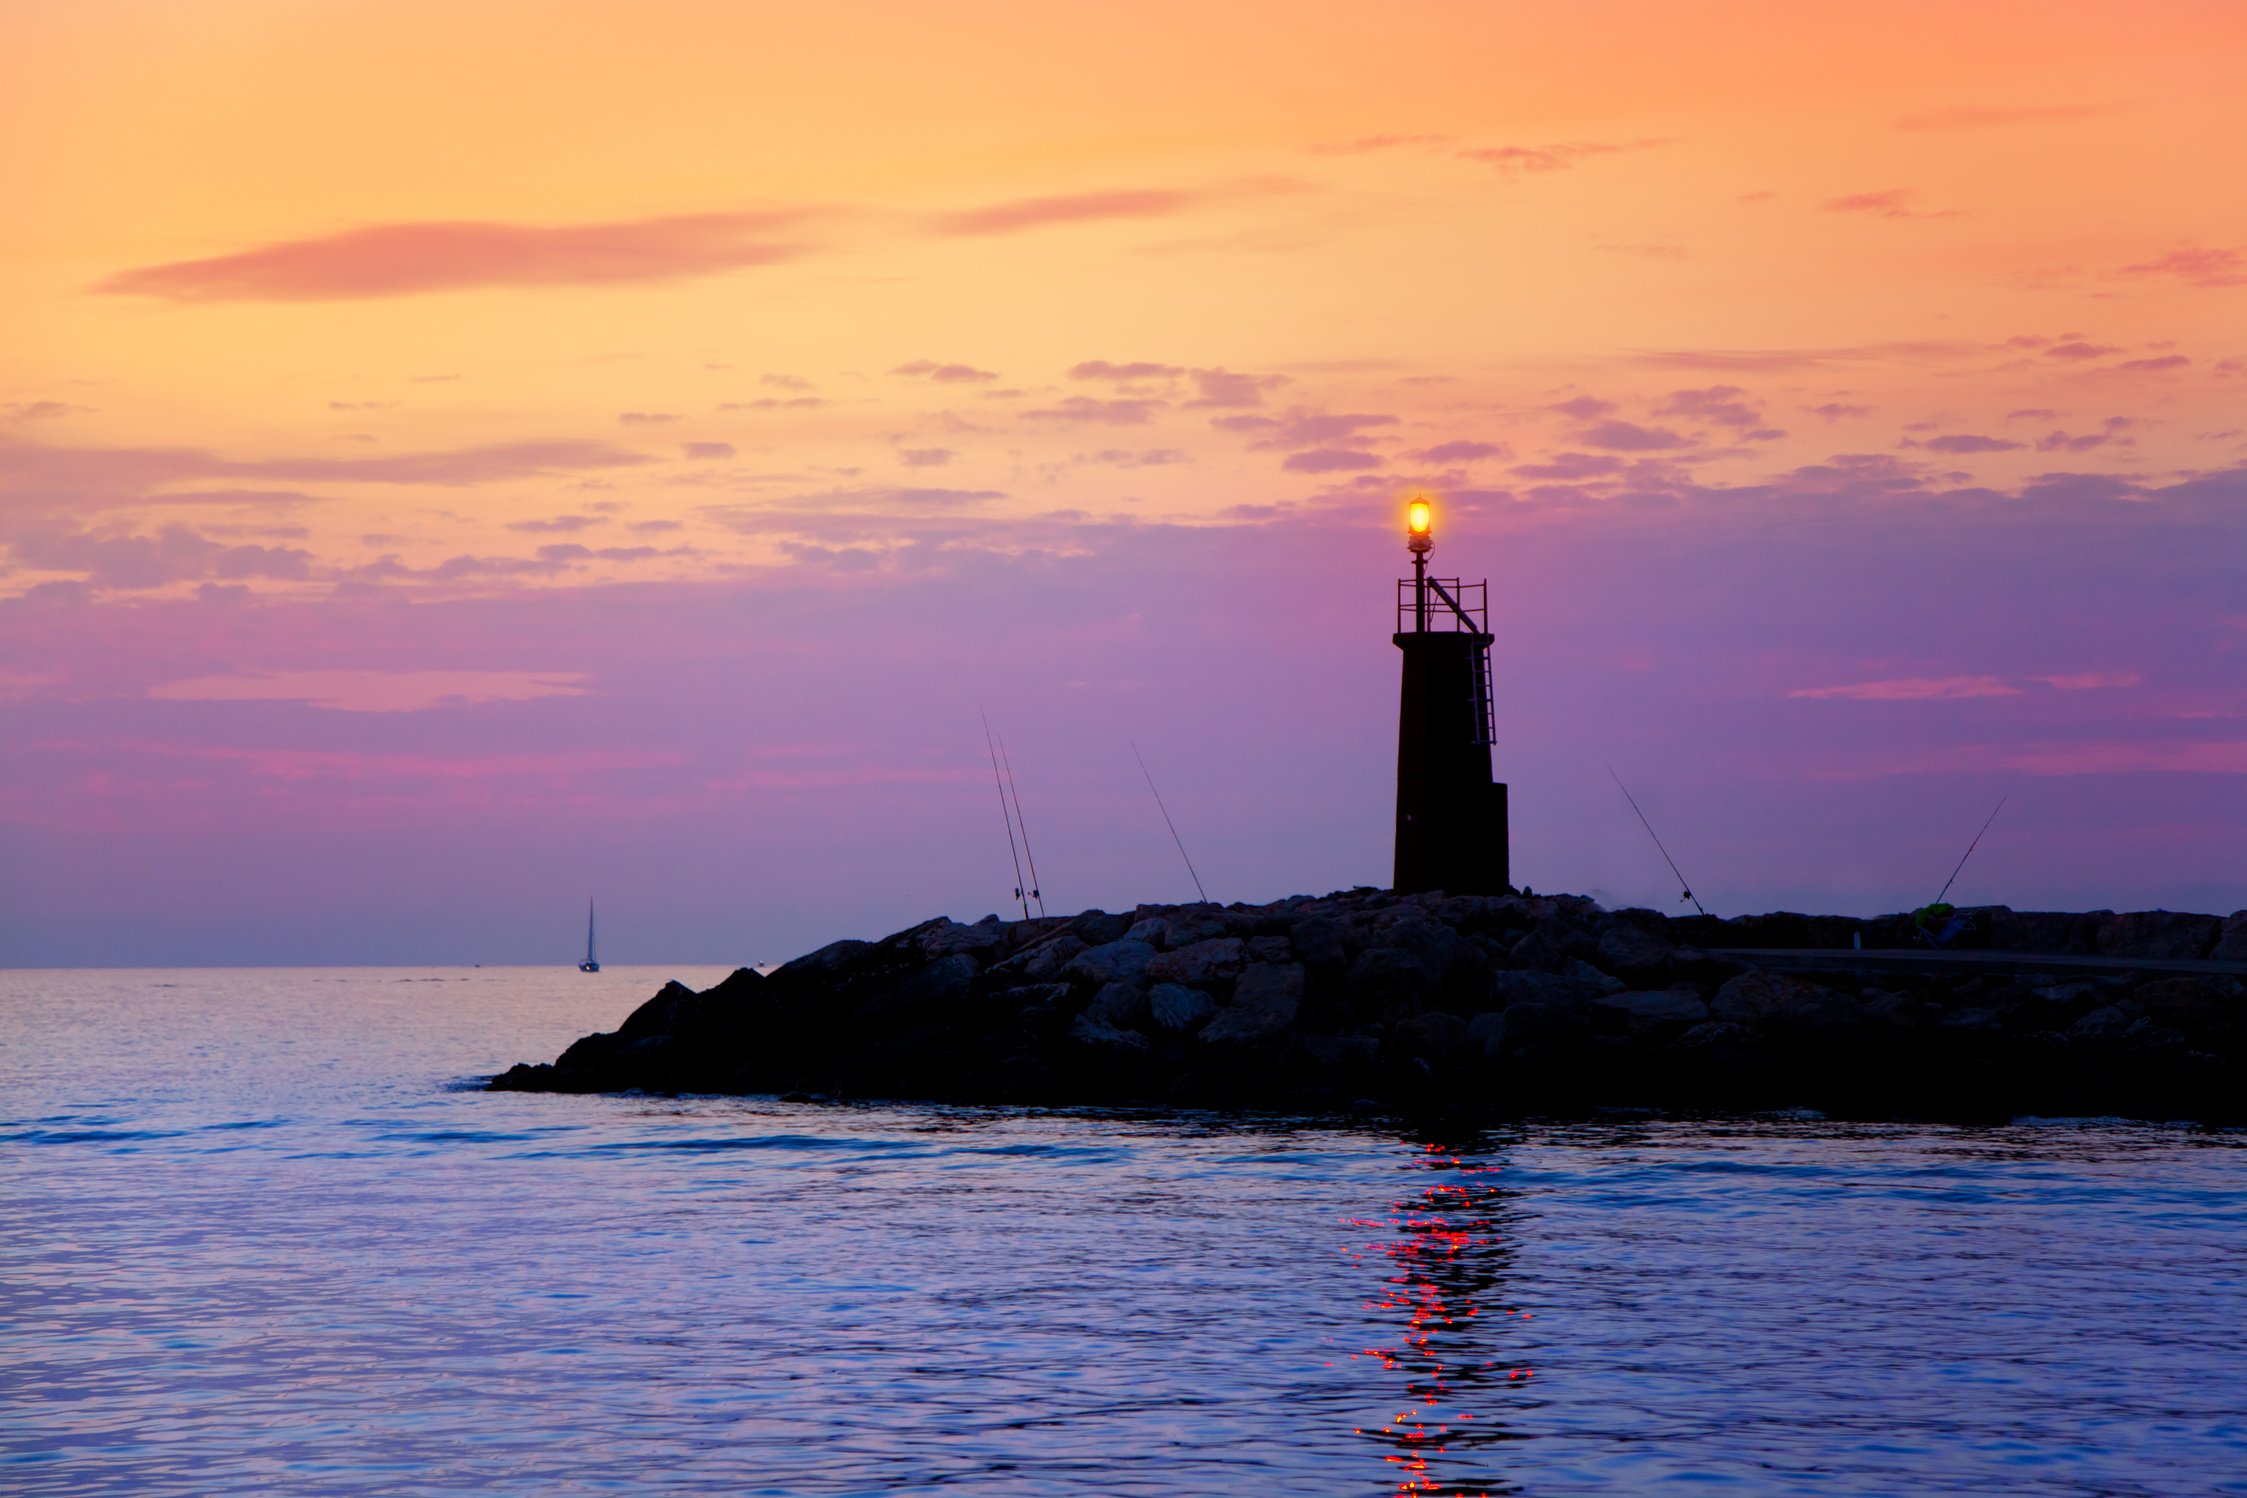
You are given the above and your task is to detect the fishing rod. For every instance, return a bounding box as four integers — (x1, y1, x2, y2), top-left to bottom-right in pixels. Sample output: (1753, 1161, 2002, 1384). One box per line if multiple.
(980, 707, 1031, 920)
(997, 732, 1046, 918)
(1130, 739, 1208, 904)
(1932, 795, 2007, 907)
(1609, 767, 1710, 917)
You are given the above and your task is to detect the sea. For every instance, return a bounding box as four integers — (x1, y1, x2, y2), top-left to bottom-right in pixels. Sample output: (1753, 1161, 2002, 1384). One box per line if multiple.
(3, 965, 2244, 1496)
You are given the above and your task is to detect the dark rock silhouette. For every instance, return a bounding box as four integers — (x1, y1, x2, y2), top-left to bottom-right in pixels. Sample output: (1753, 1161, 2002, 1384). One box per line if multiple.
(490, 891, 2247, 1123)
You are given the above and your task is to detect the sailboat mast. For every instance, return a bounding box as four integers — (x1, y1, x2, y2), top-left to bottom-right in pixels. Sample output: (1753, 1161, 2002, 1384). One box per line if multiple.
(587, 899, 597, 966)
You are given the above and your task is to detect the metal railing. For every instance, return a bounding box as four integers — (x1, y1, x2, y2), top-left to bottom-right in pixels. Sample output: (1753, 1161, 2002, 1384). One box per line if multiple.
(1395, 577, 1489, 634)
(1397, 577, 1497, 744)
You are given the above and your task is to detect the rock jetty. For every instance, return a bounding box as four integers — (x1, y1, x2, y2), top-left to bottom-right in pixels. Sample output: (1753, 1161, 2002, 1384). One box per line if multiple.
(491, 891, 2247, 1123)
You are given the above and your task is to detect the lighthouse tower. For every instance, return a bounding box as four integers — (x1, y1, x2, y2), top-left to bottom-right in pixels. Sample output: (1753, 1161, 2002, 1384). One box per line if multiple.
(1393, 498, 1510, 895)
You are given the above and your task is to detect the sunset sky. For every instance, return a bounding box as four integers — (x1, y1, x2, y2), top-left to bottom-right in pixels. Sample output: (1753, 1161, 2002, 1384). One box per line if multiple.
(4, 0, 2243, 965)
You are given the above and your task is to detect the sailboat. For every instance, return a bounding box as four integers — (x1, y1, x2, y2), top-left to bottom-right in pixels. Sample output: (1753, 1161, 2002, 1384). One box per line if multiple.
(579, 899, 601, 973)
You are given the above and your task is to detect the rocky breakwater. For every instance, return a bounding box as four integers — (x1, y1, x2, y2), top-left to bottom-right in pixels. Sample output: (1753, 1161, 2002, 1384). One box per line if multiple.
(491, 892, 2247, 1122)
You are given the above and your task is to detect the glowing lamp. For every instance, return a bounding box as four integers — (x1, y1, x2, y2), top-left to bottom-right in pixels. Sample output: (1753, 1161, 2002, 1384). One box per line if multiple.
(1406, 499, 1433, 555)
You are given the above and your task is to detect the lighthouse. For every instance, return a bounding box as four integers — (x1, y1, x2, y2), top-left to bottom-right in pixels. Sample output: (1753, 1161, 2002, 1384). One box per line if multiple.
(1393, 497, 1510, 895)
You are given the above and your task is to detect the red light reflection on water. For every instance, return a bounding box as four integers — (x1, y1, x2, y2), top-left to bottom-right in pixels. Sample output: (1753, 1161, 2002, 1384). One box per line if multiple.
(1344, 1137, 1531, 1496)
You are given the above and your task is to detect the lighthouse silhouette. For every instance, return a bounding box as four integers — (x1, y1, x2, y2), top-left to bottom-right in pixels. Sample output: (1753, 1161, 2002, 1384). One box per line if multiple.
(1392, 497, 1510, 894)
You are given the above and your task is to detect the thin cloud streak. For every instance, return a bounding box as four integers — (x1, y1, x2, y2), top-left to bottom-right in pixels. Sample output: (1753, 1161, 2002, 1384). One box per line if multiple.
(97, 212, 821, 302)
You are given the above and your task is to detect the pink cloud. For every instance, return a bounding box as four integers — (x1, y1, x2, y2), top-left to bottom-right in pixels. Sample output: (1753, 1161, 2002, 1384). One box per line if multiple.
(96, 212, 817, 302)
(149, 669, 590, 713)
(894, 361, 999, 383)
(1576, 419, 1686, 452)
(1070, 360, 1184, 381)
(2032, 672, 2141, 690)
(1281, 448, 1383, 473)
(1019, 397, 1162, 425)
(1456, 140, 1670, 176)
(0, 437, 649, 494)
(2119, 247, 2246, 289)
(1211, 407, 1398, 450)
(1790, 676, 2023, 701)
(1307, 133, 1456, 156)
(1822, 189, 1958, 220)
(932, 190, 1198, 236)
(1919, 433, 2023, 454)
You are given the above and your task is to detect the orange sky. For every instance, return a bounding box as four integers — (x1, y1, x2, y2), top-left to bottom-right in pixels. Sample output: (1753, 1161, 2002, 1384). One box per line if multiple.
(3, 1, 2243, 960)
(5, 0, 2243, 597)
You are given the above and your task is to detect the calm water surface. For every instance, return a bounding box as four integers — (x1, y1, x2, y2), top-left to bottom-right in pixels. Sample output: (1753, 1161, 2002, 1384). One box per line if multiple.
(3, 966, 2243, 1495)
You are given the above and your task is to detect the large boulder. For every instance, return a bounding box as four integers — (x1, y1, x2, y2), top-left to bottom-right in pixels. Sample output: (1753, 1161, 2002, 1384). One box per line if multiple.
(857, 953, 978, 1024)
(2212, 912, 2247, 964)
(772, 937, 871, 983)
(1469, 999, 1590, 1060)
(1148, 937, 1247, 986)
(1595, 989, 1710, 1031)
(1710, 971, 1855, 1032)
(990, 931, 1086, 982)
(1064, 939, 1156, 986)
(1148, 983, 1218, 1033)
(1596, 923, 1677, 985)
(1202, 962, 1303, 1045)
(1983, 909, 2093, 954)
(2096, 910, 2221, 961)
(915, 916, 1011, 961)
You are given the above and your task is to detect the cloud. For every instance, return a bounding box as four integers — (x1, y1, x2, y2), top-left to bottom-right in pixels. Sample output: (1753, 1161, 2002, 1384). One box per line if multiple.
(1892, 103, 2119, 131)
(1659, 385, 1763, 428)
(761, 373, 815, 391)
(1282, 448, 1383, 473)
(1810, 403, 1872, 421)
(1920, 433, 2024, 454)
(1211, 407, 1398, 450)
(893, 360, 999, 384)
(148, 669, 590, 712)
(898, 447, 952, 467)
(96, 211, 818, 301)
(1069, 360, 1185, 381)
(717, 397, 826, 411)
(1635, 341, 1980, 371)
(1550, 395, 1616, 420)
(1019, 396, 1162, 424)
(1185, 368, 1286, 408)
(2119, 246, 2245, 289)
(9, 523, 314, 588)
(2115, 355, 2191, 373)
(682, 441, 736, 460)
(1822, 189, 1957, 220)
(2044, 341, 2120, 361)
(4, 401, 91, 421)
(505, 514, 602, 533)
(1789, 675, 2022, 701)
(1575, 419, 1686, 452)
(1456, 139, 1670, 177)
(932, 189, 1199, 236)
(619, 411, 678, 425)
(1307, 133, 1455, 155)
(1407, 440, 1511, 463)
(326, 400, 396, 412)
(1512, 453, 1623, 480)
(1080, 449, 1186, 468)
(2032, 672, 2141, 690)
(0, 436, 650, 498)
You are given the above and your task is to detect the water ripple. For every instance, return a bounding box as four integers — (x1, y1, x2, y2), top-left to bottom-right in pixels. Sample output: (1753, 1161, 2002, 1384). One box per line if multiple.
(3, 966, 2244, 1496)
